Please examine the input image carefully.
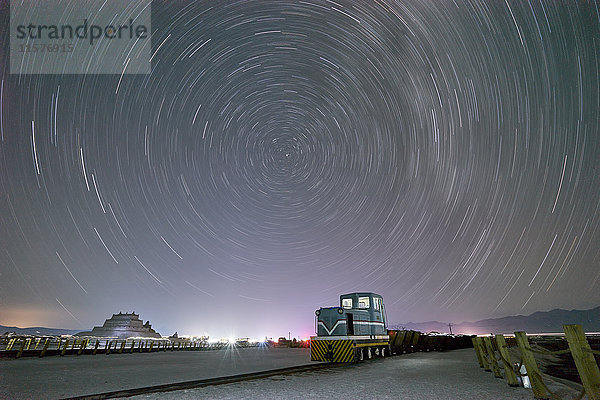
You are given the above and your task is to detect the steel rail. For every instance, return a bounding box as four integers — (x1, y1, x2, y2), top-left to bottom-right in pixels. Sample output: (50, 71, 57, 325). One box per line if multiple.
(63, 362, 346, 399)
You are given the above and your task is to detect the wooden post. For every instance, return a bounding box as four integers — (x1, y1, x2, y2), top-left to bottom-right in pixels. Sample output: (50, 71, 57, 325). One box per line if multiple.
(472, 337, 485, 368)
(514, 331, 548, 399)
(119, 341, 125, 354)
(563, 324, 600, 400)
(495, 334, 519, 386)
(93, 340, 99, 355)
(483, 336, 502, 378)
(61, 339, 70, 356)
(16, 338, 26, 358)
(105, 341, 111, 355)
(34, 338, 41, 350)
(6, 338, 16, 351)
(40, 339, 50, 357)
(130, 340, 135, 353)
(25, 338, 32, 351)
(78, 339, 86, 355)
(476, 337, 491, 371)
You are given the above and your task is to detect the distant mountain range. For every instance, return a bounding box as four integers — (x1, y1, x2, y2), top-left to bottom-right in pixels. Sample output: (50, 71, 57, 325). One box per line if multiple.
(390, 306, 600, 335)
(0, 325, 80, 336)
(3, 305, 599, 337)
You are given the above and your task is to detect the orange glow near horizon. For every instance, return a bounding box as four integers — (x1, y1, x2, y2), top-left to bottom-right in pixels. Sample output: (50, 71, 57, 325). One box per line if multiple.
(0, 307, 71, 329)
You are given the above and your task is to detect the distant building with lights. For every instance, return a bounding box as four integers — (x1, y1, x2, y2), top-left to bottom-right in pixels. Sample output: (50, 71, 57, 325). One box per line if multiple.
(76, 312, 161, 339)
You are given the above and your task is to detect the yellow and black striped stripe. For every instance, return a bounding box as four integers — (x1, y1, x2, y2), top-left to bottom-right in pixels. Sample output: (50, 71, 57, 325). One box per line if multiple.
(310, 339, 355, 362)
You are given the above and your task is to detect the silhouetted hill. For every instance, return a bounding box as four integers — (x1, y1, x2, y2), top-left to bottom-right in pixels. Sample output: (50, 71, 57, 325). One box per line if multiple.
(391, 306, 600, 335)
(0, 325, 80, 336)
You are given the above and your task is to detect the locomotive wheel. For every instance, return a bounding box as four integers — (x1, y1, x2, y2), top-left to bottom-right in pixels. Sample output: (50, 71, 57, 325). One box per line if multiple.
(354, 348, 363, 362)
(383, 346, 391, 357)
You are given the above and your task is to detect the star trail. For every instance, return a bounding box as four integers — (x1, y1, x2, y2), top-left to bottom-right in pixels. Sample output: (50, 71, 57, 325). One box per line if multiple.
(0, 0, 599, 339)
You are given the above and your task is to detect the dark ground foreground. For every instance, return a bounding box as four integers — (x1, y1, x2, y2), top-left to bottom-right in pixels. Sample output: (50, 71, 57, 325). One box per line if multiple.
(133, 349, 537, 400)
(0, 347, 311, 399)
(1, 346, 586, 400)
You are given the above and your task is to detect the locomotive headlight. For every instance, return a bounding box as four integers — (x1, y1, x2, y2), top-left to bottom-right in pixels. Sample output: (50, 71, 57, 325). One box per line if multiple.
(337, 308, 343, 314)
(315, 310, 321, 316)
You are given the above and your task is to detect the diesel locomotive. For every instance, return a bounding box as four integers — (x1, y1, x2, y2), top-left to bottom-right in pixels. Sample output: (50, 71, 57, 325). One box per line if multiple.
(310, 292, 391, 362)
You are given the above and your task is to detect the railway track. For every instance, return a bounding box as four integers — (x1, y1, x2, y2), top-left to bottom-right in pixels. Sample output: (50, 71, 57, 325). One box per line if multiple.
(64, 362, 344, 399)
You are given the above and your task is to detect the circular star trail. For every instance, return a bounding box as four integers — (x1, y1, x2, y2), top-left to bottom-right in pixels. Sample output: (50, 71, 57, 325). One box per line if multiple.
(0, 0, 599, 337)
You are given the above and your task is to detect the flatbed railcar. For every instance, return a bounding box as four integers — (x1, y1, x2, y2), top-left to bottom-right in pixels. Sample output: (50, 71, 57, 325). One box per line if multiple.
(310, 292, 391, 363)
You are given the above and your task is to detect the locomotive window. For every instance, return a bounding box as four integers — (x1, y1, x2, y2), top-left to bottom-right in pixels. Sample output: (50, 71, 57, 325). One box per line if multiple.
(374, 298, 380, 310)
(358, 297, 370, 309)
(342, 298, 352, 309)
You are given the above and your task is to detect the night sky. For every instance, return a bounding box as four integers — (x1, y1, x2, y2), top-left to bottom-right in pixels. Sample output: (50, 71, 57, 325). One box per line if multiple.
(1, 0, 599, 340)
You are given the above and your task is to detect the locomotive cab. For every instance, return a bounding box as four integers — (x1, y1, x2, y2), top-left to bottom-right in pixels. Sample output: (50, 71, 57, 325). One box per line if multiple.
(312, 292, 390, 362)
(315, 292, 387, 337)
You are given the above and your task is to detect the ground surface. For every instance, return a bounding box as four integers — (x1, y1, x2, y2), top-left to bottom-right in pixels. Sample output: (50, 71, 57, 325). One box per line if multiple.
(3, 347, 571, 400)
(132, 348, 535, 400)
(0, 347, 311, 399)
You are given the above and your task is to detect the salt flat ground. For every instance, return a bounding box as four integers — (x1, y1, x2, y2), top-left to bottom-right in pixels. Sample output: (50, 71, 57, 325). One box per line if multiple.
(133, 349, 535, 400)
(0, 347, 311, 399)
